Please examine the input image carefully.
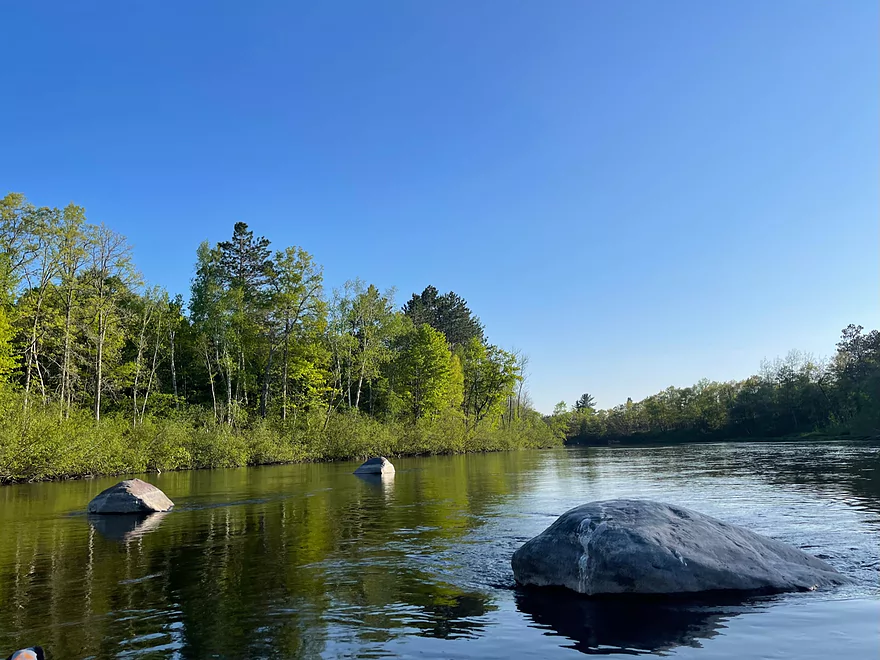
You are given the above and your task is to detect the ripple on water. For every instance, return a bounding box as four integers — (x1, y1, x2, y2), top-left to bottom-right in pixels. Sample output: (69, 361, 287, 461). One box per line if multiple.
(0, 441, 877, 658)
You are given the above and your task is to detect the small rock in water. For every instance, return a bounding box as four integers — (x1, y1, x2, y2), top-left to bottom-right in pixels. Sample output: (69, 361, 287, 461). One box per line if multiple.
(354, 456, 395, 475)
(512, 499, 850, 595)
(87, 478, 174, 514)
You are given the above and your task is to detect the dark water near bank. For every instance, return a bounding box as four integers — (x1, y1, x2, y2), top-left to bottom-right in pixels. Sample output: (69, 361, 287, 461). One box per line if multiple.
(1, 441, 878, 659)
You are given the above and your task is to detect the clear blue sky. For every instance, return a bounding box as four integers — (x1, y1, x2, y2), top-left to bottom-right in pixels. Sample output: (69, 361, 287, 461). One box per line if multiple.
(2, 1, 877, 413)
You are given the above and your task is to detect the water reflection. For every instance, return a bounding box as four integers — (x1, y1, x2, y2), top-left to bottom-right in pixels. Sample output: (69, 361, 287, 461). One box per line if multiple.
(516, 588, 754, 655)
(354, 472, 396, 499)
(754, 442, 880, 513)
(410, 591, 491, 640)
(0, 443, 876, 659)
(87, 512, 168, 542)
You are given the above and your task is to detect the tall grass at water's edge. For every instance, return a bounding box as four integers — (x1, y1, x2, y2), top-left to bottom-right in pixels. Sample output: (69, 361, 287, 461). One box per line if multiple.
(0, 392, 561, 484)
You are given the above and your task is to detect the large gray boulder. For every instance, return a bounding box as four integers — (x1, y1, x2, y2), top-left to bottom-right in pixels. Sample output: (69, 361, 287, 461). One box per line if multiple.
(87, 479, 174, 514)
(354, 456, 395, 475)
(512, 499, 849, 595)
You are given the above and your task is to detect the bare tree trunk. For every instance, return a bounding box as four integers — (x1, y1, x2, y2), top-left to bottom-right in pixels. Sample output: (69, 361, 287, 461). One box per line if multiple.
(169, 329, 179, 410)
(239, 345, 248, 407)
(281, 318, 289, 421)
(22, 292, 48, 408)
(259, 341, 275, 418)
(95, 314, 104, 422)
(346, 342, 352, 408)
(233, 346, 241, 405)
(23, 316, 38, 410)
(355, 360, 366, 410)
(204, 344, 217, 423)
(60, 290, 74, 419)
(35, 358, 46, 403)
(141, 315, 162, 421)
(324, 399, 334, 430)
(223, 345, 233, 424)
(132, 306, 150, 424)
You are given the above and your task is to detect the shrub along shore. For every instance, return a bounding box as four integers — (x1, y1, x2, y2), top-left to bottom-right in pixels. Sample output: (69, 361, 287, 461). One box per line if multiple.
(0, 390, 559, 484)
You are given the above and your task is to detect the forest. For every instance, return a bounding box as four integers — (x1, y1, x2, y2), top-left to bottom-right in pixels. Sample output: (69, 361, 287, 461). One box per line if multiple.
(0, 191, 875, 481)
(0, 192, 555, 482)
(555, 325, 880, 445)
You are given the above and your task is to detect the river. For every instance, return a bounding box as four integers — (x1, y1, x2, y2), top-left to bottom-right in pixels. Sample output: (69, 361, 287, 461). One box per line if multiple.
(1, 441, 878, 658)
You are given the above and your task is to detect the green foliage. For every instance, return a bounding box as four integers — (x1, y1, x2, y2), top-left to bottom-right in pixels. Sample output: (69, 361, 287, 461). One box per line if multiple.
(575, 393, 595, 411)
(217, 222, 273, 294)
(0, 306, 16, 381)
(389, 323, 460, 421)
(2, 188, 876, 481)
(402, 285, 484, 348)
(0, 386, 559, 483)
(545, 401, 573, 439)
(269, 245, 328, 420)
(0, 191, 558, 482)
(459, 338, 520, 430)
(567, 327, 880, 446)
(328, 279, 405, 412)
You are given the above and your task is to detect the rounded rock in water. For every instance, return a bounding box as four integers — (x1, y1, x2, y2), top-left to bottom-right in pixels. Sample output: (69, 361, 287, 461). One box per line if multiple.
(512, 499, 850, 595)
(87, 478, 174, 514)
(354, 456, 395, 475)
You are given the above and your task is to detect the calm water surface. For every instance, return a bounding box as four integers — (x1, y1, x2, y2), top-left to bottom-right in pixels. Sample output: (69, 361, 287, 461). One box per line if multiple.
(1, 441, 878, 659)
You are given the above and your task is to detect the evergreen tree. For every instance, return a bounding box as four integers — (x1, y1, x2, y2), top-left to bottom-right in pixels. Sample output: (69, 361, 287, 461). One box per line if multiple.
(402, 285, 484, 348)
(575, 393, 596, 411)
(217, 222, 273, 295)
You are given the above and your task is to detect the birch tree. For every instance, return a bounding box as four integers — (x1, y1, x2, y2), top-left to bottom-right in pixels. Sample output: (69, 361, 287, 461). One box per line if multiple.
(82, 224, 137, 421)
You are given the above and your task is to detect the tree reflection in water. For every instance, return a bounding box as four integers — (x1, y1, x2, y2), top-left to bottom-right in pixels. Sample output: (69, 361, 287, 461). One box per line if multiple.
(0, 444, 876, 658)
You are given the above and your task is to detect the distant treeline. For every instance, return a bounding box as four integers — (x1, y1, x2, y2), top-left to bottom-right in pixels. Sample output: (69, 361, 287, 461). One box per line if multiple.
(0, 192, 555, 482)
(553, 324, 880, 445)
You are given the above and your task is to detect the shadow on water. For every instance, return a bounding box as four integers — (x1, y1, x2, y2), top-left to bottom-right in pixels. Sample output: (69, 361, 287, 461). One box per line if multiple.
(87, 512, 168, 542)
(515, 587, 761, 655)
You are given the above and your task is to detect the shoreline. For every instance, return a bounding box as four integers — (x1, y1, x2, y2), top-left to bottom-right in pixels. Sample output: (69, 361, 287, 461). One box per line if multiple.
(565, 431, 879, 448)
(0, 444, 539, 486)
(5, 432, 876, 486)
(0, 413, 562, 486)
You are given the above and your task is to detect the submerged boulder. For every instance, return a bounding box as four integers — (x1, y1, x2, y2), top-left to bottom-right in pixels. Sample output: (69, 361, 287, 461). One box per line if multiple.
(87, 479, 174, 514)
(354, 456, 395, 475)
(512, 499, 848, 595)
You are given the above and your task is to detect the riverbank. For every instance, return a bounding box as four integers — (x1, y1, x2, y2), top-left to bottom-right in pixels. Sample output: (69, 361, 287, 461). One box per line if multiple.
(565, 428, 879, 448)
(0, 401, 560, 484)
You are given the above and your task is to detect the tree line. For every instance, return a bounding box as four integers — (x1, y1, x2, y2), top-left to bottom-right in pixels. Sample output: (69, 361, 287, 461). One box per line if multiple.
(2, 191, 872, 480)
(554, 325, 880, 445)
(0, 192, 554, 481)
